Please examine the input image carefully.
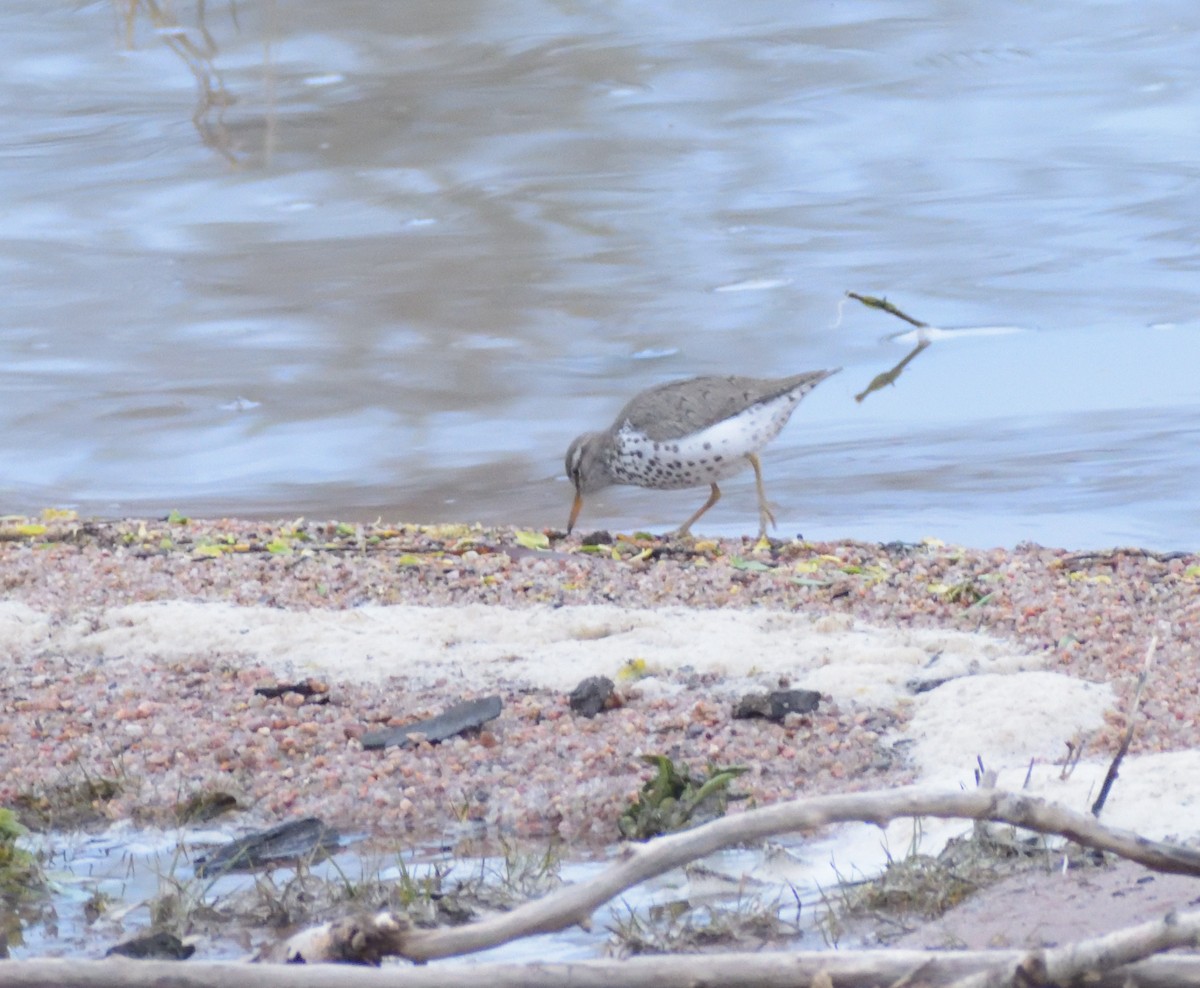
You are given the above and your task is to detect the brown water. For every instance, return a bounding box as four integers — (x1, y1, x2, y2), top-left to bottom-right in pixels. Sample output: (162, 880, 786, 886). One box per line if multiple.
(3, 1, 1199, 548)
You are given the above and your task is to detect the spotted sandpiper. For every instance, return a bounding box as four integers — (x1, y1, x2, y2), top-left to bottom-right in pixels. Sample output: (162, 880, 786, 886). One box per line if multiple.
(565, 368, 839, 537)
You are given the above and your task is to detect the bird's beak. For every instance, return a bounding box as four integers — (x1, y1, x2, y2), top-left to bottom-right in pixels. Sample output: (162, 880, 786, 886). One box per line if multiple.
(566, 490, 584, 535)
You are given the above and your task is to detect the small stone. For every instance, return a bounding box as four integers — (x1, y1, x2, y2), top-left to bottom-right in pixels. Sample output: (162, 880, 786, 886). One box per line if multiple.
(569, 676, 617, 718)
(733, 688, 821, 722)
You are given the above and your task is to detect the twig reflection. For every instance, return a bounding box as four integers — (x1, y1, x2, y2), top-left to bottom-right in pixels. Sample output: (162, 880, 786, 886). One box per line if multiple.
(846, 292, 933, 403)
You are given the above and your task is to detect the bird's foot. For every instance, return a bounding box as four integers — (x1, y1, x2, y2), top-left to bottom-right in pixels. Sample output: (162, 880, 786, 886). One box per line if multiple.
(756, 503, 777, 540)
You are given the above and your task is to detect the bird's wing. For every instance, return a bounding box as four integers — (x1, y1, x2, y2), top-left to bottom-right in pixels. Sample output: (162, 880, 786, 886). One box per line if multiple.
(616, 376, 791, 441)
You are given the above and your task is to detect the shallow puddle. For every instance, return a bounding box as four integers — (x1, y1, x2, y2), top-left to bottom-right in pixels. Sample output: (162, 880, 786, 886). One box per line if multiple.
(9, 816, 951, 960)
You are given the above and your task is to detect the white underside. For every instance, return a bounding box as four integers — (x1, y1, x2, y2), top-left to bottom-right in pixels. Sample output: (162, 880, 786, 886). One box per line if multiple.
(610, 391, 800, 490)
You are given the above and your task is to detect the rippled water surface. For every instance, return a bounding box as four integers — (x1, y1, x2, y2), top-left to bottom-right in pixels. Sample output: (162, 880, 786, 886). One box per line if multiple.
(3, 1, 1198, 548)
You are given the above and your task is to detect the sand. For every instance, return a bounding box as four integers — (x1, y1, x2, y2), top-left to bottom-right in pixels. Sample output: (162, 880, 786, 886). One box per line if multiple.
(1, 517, 1198, 852)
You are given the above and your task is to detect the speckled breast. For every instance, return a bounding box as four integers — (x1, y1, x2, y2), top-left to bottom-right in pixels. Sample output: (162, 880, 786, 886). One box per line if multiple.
(606, 390, 804, 491)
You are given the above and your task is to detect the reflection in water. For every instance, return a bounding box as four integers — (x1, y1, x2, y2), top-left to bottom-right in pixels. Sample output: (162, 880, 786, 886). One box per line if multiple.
(114, 0, 266, 164)
(855, 339, 930, 405)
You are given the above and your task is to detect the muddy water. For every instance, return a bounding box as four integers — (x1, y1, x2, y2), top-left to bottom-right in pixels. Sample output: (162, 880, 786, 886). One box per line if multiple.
(2, 1, 1198, 548)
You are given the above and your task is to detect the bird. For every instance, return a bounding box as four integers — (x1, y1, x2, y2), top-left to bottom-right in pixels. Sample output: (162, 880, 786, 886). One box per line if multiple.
(564, 368, 839, 537)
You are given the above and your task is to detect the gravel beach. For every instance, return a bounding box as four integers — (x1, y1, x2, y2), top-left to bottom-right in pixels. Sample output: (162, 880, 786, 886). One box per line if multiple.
(1, 516, 1197, 850)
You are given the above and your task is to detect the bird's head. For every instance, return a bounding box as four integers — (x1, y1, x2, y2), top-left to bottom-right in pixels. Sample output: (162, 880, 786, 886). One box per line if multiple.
(564, 432, 611, 533)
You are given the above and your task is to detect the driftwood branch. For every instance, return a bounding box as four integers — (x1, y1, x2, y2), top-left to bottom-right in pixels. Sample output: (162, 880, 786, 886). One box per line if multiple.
(950, 909, 1200, 988)
(6, 947, 1200, 988)
(8, 785, 1200, 988)
(389, 784, 1200, 963)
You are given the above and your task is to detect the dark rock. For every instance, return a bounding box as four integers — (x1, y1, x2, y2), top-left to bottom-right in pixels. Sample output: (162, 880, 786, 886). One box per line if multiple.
(194, 817, 340, 877)
(254, 678, 330, 701)
(733, 688, 821, 722)
(175, 790, 239, 824)
(569, 676, 616, 718)
(361, 695, 502, 751)
(908, 677, 952, 694)
(107, 930, 195, 960)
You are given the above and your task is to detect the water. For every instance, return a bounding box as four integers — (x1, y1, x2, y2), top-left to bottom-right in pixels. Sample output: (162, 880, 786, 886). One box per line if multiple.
(12, 817, 939, 959)
(2, 0, 1198, 549)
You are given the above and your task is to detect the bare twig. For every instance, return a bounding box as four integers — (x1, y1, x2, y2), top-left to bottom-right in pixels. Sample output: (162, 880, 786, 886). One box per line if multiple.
(1091, 635, 1157, 816)
(846, 291, 928, 327)
(1059, 738, 1085, 781)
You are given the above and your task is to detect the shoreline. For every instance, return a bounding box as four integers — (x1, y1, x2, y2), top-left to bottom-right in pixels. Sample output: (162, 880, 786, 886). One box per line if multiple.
(1, 516, 1197, 848)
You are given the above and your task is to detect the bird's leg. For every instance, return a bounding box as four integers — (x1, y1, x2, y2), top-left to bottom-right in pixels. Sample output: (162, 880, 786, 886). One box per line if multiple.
(674, 483, 721, 538)
(747, 452, 776, 537)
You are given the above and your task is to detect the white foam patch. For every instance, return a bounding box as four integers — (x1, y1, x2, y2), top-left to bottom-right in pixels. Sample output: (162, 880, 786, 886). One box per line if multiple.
(7, 598, 1157, 825)
(12, 600, 1197, 861)
(5, 602, 1125, 794)
(891, 325, 1026, 344)
(0, 601, 51, 654)
(990, 750, 1200, 844)
(50, 601, 1039, 703)
(905, 671, 1114, 785)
